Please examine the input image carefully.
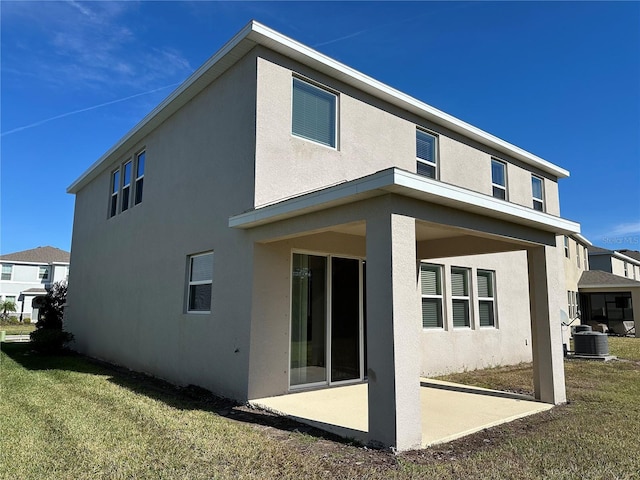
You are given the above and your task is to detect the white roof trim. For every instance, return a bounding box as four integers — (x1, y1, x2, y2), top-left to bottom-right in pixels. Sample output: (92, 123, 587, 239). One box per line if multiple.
(614, 251, 640, 266)
(229, 168, 580, 235)
(68, 21, 569, 194)
(571, 233, 592, 246)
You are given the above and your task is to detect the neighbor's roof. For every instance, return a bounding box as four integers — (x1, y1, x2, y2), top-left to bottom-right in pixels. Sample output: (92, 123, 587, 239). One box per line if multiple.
(68, 21, 570, 195)
(0, 246, 70, 264)
(579, 270, 640, 289)
(619, 250, 640, 262)
(21, 288, 48, 294)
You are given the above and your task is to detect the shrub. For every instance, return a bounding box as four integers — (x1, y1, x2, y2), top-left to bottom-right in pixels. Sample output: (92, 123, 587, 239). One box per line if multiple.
(23, 316, 31, 324)
(30, 328, 74, 354)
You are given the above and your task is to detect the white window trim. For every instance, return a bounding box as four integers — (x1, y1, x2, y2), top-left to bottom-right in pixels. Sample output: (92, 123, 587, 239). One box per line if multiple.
(38, 266, 50, 280)
(451, 267, 471, 328)
(531, 174, 545, 212)
(291, 76, 339, 150)
(477, 269, 496, 328)
(491, 158, 507, 200)
(421, 262, 444, 330)
(577, 244, 581, 268)
(1, 264, 13, 281)
(564, 236, 570, 258)
(416, 128, 439, 179)
(186, 251, 213, 314)
(109, 168, 120, 218)
(624, 262, 629, 277)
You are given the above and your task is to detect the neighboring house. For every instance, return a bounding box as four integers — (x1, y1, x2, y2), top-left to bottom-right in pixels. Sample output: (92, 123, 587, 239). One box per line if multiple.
(579, 246, 640, 335)
(0, 246, 70, 322)
(65, 21, 580, 451)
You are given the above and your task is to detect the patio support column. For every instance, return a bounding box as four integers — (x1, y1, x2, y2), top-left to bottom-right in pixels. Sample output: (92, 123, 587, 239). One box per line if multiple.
(527, 244, 567, 404)
(365, 212, 422, 451)
(632, 288, 640, 338)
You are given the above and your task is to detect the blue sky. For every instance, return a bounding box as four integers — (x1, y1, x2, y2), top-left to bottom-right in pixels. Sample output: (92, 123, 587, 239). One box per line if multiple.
(1, 1, 639, 255)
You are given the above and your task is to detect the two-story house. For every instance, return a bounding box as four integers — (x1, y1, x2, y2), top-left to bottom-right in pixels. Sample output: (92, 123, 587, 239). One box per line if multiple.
(65, 21, 580, 450)
(0, 246, 70, 322)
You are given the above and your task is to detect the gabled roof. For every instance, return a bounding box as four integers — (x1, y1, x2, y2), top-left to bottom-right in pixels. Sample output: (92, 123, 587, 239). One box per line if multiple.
(579, 270, 640, 289)
(588, 245, 640, 266)
(588, 245, 613, 255)
(67, 21, 570, 195)
(0, 246, 70, 264)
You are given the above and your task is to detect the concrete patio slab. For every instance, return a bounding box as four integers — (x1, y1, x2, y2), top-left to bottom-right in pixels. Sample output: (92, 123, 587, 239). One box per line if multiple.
(251, 378, 553, 448)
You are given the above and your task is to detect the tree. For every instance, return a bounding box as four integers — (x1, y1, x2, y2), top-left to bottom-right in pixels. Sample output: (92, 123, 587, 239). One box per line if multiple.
(0, 300, 17, 321)
(30, 281, 73, 353)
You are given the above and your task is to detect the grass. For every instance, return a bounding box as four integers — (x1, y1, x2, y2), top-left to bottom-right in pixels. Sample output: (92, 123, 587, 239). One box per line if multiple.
(1, 338, 639, 479)
(0, 323, 36, 335)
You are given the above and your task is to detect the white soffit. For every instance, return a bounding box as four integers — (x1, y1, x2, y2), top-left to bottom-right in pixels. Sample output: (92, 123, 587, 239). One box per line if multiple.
(68, 20, 569, 194)
(229, 168, 581, 235)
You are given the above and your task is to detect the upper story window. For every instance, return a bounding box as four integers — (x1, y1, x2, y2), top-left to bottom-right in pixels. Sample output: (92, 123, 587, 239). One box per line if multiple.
(135, 151, 145, 205)
(531, 174, 545, 212)
(416, 129, 438, 179)
(121, 161, 132, 212)
(477, 270, 496, 327)
(292, 78, 337, 148)
(577, 244, 581, 268)
(109, 151, 145, 218)
(584, 247, 589, 270)
(110, 169, 120, 218)
(187, 251, 213, 313)
(624, 262, 629, 277)
(564, 236, 570, 258)
(1, 264, 13, 281)
(451, 267, 470, 328)
(38, 266, 50, 280)
(491, 159, 507, 200)
(420, 263, 443, 329)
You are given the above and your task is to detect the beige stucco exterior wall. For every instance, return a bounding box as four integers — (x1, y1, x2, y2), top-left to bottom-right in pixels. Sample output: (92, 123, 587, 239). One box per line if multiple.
(419, 250, 533, 376)
(66, 51, 260, 401)
(253, 48, 561, 216)
(611, 257, 627, 277)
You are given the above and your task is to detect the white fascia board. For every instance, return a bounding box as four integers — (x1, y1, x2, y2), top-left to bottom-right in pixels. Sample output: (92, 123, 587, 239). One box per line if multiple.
(0, 260, 49, 266)
(247, 23, 569, 179)
(229, 168, 580, 236)
(571, 233, 592, 246)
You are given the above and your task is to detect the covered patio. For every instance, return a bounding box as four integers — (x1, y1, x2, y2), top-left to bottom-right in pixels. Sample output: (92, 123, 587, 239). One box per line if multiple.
(235, 168, 579, 451)
(251, 379, 552, 447)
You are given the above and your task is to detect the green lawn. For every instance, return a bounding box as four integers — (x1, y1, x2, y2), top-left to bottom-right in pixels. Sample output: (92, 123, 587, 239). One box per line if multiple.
(0, 323, 36, 335)
(1, 338, 639, 479)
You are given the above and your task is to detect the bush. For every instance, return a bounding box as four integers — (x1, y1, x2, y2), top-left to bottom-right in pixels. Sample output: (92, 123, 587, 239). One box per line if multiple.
(30, 328, 74, 354)
(23, 316, 31, 324)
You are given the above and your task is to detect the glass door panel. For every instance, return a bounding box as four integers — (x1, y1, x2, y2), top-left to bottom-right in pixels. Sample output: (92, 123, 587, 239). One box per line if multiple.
(290, 254, 327, 386)
(330, 257, 361, 383)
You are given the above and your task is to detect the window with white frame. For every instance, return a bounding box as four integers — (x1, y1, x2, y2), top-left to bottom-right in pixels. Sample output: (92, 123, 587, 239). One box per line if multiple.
(121, 161, 132, 212)
(577, 244, 581, 268)
(416, 129, 438, 179)
(5, 295, 16, 305)
(624, 262, 629, 277)
(567, 290, 579, 319)
(451, 267, 470, 327)
(491, 159, 507, 200)
(564, 236, 570, 258)
(584, 247, 589, 270)
(292, 78, 337, 148)
(135, 151, 145, 205)
(477, 270, 496, 327)
(420, 263, 443, 329)
(531, 174, 544, 211)
(39, 266, 50, 280)
(1, 264, 13, 281)
(187, 252, 213, 313)
(110, 169, 120, 218)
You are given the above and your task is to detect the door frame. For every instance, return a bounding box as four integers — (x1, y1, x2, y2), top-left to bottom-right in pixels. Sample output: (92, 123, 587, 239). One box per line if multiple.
(289, 249, 366, 391)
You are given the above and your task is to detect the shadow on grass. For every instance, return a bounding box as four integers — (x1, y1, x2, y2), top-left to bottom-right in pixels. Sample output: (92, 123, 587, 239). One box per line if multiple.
(1, 342, 358, 446)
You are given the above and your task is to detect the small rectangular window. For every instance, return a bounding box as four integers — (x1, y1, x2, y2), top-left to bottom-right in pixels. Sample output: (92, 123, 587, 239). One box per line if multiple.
(5, 295, 16, 304)
(110, 169, 120, 218)
(1, 264, 13, 281)
(121, 161, 132, 212)
(292, 78, 337, 148)
(187, 252, 213, 313)
(420, 263, 443, 329)
(477, 270, 496, 327)
(451, 267, 470, 328)
(416, 129, 438, 179)
(577, 244, 581, 268)
(564, 236, 570, 258)
(135, 151, 145, 205)
(491, 159, 507, 200)
(624, 262, 629, 277)
(531, 175, 544, 211)
(38, 266, 49, 280)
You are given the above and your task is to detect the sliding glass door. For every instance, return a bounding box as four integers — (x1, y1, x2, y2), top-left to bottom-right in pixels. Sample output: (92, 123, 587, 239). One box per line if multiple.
(290, 253, 365, 388)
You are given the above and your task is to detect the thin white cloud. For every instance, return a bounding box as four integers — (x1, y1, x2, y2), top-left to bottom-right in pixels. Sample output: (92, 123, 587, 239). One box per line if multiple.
(609, 222, 640, 237)
(1, 83, 180, 137)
